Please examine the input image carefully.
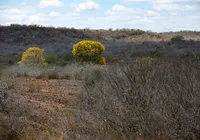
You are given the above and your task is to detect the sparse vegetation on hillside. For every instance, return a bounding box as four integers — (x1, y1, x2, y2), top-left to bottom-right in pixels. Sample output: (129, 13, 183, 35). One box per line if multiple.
(0, 25, 199, 47)
(0, 25, 200, 65)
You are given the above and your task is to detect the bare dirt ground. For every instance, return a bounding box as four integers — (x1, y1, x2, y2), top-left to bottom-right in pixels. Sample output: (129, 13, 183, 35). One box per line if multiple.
(0, 77, 83, 140)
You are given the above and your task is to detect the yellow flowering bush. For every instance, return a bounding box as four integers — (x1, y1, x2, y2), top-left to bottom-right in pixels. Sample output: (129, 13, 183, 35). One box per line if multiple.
(18, 47, 48, 67)
(72, 40, 106, 64)
(98, 56, 106, 65)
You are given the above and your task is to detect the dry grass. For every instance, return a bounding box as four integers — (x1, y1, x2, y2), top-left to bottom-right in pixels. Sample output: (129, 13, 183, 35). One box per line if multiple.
(2, 63, 93, 80)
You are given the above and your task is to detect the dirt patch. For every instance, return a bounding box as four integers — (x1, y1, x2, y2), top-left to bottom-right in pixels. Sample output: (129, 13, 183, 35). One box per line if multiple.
(0, 77, 83, 140)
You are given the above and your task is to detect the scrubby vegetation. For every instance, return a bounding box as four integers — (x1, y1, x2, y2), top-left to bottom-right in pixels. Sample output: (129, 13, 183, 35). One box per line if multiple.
(0, 25, 200, 140)
(76, 54, 200, 140)
(1, 53, 200, 139)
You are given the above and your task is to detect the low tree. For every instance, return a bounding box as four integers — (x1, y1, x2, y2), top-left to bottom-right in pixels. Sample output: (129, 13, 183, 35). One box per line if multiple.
(18, 47, 48, 67)
(72, 40, 106, 64)
(170, 35, 184, 44)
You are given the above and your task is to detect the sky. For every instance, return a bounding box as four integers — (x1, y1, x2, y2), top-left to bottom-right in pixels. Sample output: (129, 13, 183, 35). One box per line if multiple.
(0, 0, 200, 32)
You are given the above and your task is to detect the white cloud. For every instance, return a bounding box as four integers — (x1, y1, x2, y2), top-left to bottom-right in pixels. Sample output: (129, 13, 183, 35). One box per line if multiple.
(49, 11, 62, 17)
(169, 12, 179, 16)
(123, 0, 200, 3)
(148, 10, 160, 16)
(20, 2, 27, 6)
(1, 8, 24, 14)
(76, 0, 99, 12)
(185, 5, 200, 10)
(153, 4, 182, 11)
(28, 13, 47, 23)
(104, 5, 152, 29)
(38, 0, 64, 8)
(0, 8, 27, 23)
(105, 4, 143, 16)
(148, 15, 200, 32)
(153, 4, 200, 11)
(110, 4, 132, 12)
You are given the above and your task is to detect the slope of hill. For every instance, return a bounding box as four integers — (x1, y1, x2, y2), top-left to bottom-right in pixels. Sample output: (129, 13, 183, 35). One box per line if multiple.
(1, 25, 200, 46)
(0, 24, 200, 64)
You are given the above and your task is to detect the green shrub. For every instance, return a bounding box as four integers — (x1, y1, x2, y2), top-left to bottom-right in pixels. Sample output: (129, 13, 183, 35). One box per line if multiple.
(60, 53, 75, 66)
(151, 49, 163, 58)
(62, 53, 74, 62)
(72, 40, 106, 64)
(170, 35, 184, 44)
(8, 60, 14, 65)
(45, 53, 75, 66)
(45, 54, 61, 64)
(0, 71, 2, 77)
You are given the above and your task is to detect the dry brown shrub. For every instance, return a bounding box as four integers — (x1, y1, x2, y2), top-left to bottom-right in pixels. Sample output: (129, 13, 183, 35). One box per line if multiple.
(76, 54, 200, 140)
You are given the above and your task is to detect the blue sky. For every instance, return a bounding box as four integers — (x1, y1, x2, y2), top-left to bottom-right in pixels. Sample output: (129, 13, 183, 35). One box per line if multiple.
(0, 0, 200, 32)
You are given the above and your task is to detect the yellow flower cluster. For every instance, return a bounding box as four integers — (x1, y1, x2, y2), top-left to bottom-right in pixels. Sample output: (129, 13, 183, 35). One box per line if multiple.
(72, 40, 106, 64)
(18, 47, 48, 67)
(98, 56, 106, 65)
